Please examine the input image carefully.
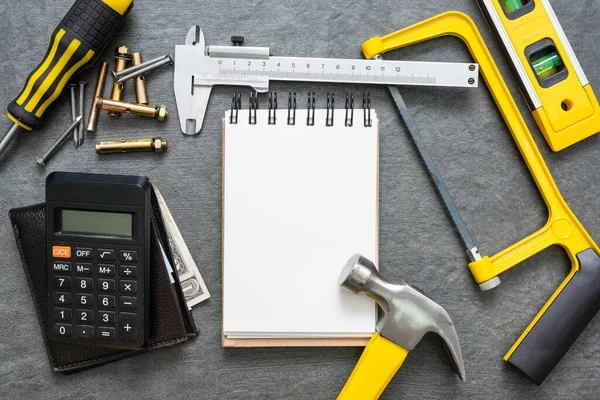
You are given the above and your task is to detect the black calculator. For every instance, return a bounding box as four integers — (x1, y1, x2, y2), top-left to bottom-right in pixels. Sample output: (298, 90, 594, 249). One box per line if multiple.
(47, 172, 151, 349)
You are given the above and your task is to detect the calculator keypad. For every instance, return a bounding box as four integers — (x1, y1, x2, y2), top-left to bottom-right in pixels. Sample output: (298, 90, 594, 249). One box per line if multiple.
(49, 244, 145, 348)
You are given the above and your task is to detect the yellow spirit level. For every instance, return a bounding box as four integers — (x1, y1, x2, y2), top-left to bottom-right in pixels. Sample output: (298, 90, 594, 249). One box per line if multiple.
(477, 0, 600, 151)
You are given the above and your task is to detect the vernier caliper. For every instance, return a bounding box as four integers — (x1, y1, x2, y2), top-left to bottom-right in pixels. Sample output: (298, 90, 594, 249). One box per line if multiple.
(173, 26, 480, 135)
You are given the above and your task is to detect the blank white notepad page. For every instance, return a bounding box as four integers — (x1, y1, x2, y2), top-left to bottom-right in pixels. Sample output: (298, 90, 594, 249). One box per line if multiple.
(223, 109, 378, 338)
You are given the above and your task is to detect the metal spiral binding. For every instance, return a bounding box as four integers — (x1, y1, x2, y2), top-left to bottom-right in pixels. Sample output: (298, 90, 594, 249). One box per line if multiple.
(249, 92, 258, 125)
(268, 92, 277, 125)
(231, 92, 371, 127)
(345, 93, 354, 127)
(287, 92, 296, 125)
(326, 93, 335, 127)
(230, 93, 241, 124)
(363, 93, 372, 127)
(307, 92, 315, 126)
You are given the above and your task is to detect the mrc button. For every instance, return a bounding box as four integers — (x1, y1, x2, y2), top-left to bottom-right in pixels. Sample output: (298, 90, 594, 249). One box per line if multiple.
(52, 261, 71, 272)
(75, 247, 93, 259)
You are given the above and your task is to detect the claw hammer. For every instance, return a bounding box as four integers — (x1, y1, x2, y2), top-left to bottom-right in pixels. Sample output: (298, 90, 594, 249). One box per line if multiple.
(362, 11, 600, 384)
(337, 254, 465, 400)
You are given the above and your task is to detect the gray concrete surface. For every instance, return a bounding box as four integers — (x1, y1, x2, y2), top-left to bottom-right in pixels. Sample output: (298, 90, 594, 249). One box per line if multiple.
(1, 0, 600, 398)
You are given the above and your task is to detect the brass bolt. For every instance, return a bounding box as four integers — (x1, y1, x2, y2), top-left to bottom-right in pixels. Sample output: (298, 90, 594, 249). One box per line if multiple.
(86, 62, 109, 132)
(131, 52, 149, 105)
(96, 98, 168, 121)
(96, 137, 168, 154)
(109, 46, 131, 117)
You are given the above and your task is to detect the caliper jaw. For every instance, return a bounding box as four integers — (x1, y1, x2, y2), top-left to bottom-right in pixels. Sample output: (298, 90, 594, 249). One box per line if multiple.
(174, 26, 270, 135)
(174, 26, 210, 135)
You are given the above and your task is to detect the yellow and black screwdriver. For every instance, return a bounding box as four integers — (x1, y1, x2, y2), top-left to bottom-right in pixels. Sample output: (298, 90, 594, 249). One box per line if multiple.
(0, 0, 134, 159)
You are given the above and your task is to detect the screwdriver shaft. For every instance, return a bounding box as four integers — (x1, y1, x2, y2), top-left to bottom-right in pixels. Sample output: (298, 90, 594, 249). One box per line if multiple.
(0, 124, 22, 157)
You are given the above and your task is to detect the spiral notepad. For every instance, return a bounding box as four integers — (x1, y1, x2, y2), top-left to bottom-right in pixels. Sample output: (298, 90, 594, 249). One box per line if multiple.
(222, 93, 379, 347)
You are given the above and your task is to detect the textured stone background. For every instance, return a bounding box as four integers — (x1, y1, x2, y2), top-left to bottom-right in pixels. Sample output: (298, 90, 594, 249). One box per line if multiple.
(1, 0, 600, 398)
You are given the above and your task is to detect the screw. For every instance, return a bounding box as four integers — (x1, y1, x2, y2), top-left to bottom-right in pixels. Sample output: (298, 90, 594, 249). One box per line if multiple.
(78, 81, 87, 145)
(86, 62, 109, 132)
(468, 78, 475, 85)
(96, 98, 168, 121)
(69, 84, 78, 147)
(114, 54, 174, 84)
(37, 116, 82, 166)
(469, 64, 476, 71)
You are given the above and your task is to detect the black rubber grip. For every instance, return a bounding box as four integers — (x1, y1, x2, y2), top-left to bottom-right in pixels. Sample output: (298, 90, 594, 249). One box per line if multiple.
(507, 249, 600, 385)
(7, 0, 132, 129)
(64, 0, 125, 50)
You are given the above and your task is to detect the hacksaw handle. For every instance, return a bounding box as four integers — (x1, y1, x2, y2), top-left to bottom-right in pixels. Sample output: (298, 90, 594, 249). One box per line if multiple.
(337, 333, 408, 400)
(505, 249, 600, 385)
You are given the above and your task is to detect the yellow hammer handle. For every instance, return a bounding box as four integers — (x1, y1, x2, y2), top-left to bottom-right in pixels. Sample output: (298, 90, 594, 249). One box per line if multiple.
(337, 333, 409, 400)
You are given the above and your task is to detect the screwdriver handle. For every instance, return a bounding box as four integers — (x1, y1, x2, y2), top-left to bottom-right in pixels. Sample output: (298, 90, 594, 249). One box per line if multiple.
(7, 0, 134, 131)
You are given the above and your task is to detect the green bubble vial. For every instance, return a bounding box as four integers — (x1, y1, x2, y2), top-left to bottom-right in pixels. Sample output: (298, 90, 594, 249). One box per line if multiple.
(531, 52, 564, 80)
(500, 0, 525, 14)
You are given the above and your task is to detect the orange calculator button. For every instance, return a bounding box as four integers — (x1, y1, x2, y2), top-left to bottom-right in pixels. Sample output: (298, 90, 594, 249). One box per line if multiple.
(52, 246, 71, 258)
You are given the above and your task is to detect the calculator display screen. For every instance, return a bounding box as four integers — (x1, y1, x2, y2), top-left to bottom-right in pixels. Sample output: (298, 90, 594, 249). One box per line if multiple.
(59, 209, 133, 237)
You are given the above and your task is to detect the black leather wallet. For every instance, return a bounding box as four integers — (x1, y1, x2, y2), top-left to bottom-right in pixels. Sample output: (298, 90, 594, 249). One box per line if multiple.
(9, 190, 197, 374)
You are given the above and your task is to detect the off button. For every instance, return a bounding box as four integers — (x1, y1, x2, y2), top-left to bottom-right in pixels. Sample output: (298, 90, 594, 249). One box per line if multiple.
(75, 248, 93, 260)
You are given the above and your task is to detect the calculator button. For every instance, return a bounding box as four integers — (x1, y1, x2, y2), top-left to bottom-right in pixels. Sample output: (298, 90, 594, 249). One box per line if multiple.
(97, 249, 115, 261)
(75, 262, 93, 275)
(52, 246, 71, 258)
(98, 295, 116, 308)
(97, 264, 115, 276)
(53, 292, 72, 305)
(119, 265, 138, 278)
(119, 250, 138, 262)
(54, 307, 72, 321)
(53, 276, 71, 289)
(75, 247, 93, 260)
(53, 323, 72, 337)
(76, 309, 94, 323)
(119, 313, 137, 340)
(52, 261, 71, 273)
(120, 296, 137, 310)
(75, 293, 94, 307)
(98, 327, 116, 339)
(76, 325, 94, 339)
(98, 311, 116, 325)
(120, 280, 138, 294)
(75, 277, 93, 291)
(98, 279, 116, 292)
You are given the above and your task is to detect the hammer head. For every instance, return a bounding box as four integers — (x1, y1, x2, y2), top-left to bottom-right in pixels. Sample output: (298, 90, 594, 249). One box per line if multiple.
(339, 254, 466, 381)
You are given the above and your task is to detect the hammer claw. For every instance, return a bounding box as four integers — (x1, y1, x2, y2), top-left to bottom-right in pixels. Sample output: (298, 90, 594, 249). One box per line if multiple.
(433, 307, 466, 381)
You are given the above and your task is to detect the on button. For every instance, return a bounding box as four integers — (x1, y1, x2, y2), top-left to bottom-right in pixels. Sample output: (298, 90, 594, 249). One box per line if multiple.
(52, 246, 71, 258)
